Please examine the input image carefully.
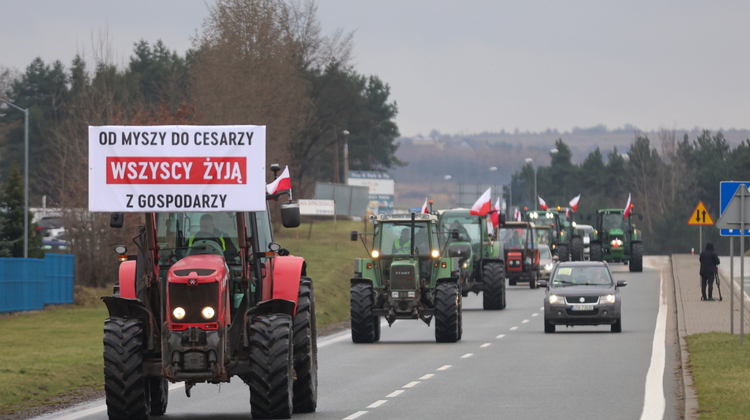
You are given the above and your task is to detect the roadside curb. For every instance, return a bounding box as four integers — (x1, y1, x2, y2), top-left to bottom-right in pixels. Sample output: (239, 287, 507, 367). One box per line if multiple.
(671, 254, 698, 420)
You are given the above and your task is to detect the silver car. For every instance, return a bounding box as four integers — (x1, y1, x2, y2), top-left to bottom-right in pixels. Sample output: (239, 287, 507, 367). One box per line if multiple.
(539, 261, 626, 333)
(538, 244, 555, 281)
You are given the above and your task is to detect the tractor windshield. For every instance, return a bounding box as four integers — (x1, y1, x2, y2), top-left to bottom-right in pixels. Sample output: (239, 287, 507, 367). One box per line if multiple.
(601, 213, 628, 234)
(157, 212, 241, 265)
(439, 215, 481, 248)
(499, 227, 529, 249)
(379, 221, 437, 256)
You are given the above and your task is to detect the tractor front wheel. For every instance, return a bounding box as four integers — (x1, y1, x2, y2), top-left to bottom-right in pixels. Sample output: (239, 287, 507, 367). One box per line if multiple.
(570, 237, 583, 261)
(246, 314, 294, 420)
(350, 283, 375, 343)
(435, 283, 461, 342)
(482, 262, 506, 310)
(630, 243, 643, 272)
(148, 377, 168, 416)
(293, 278, 317, 413)
(103, 317, 150, 420)
(590, 243, 603, 262)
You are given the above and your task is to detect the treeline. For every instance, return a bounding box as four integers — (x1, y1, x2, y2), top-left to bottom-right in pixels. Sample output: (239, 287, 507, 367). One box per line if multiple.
(0, 0, 401, 286)
(517, 131, 750, 255)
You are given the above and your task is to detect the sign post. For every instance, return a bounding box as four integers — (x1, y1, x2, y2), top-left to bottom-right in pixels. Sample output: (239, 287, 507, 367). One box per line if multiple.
(687, 201, 714, 251)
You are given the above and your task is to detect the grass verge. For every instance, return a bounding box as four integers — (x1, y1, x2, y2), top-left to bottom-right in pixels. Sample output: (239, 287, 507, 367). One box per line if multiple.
(686, 332, 750, 419)
(0, 218, 363, 415)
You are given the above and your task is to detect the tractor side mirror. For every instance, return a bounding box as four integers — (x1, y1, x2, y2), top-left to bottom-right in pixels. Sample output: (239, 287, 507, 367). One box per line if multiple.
(280, 201, 301, 228)
(638, 214, 643, 220)
(452, 229, 459, 240)
(351, 231, 358, 241)
(110, 212, 124, 228)
(587, 214, 592, 221)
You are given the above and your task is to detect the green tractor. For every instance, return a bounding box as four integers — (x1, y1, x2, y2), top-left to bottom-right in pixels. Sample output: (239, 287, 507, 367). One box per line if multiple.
(349, 213, 463, 343)
(525, 207, 583, 262)
(589, 209, 643, 272)
(437, 209, 506, 310)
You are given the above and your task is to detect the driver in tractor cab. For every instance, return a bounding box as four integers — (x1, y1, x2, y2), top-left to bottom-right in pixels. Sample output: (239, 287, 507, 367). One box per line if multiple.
(393, 228, 411, 254)
(188, 214, 238, 260)
(509, 230, 524, 248)
(449, 220, 471, 242)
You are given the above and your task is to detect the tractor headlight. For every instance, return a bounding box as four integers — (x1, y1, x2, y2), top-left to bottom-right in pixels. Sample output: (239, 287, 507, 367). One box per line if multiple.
(431, 249, 440, 258)
(610, 239, 623, 248)
(201, 306, 215, 319)
(549, 294, 564, 305)
(462, 262, 468, 268)
(173, 307, 186, 320)
(371, 250, 380, 259)
(601, 294, 616, 304)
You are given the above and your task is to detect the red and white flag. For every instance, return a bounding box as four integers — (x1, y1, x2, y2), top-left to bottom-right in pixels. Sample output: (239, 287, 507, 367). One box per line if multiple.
(538, 196, 548, 210)
(470, 188, 492, 216)
(490, 197, 501, 227)
(421, 198, 429, 214)
(569, 194, 581, 212)
(266, 165, 292, 195)
(514, 208, 522, 221)
(623, 193, 632, 219)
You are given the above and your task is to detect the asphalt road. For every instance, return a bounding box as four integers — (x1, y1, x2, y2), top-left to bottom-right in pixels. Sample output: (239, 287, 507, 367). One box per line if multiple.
(35, 258, 677, 420)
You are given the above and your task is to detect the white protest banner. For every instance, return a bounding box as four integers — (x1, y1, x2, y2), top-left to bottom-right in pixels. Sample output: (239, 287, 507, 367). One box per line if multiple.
(299, 199, 335, 215)
(89, 125, 267, 212)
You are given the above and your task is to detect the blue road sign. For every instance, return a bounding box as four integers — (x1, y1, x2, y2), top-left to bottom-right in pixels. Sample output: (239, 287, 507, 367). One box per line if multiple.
(719, 181, 750, 236)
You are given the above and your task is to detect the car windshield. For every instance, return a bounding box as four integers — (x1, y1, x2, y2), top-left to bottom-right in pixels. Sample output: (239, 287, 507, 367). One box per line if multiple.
(551, 266, 612, 287)
(539, 246, 552, 260)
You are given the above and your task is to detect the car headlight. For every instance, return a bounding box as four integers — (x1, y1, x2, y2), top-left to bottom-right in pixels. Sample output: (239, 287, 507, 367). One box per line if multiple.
(549, 294, 565, 305)
(544, 263, 553, 271)
(601, 294, 616, 304)
(173, 307, 186, 320)
(371, 250, 380, 258)
(201, 306, 216, 319)
(431, 249, 440, 258)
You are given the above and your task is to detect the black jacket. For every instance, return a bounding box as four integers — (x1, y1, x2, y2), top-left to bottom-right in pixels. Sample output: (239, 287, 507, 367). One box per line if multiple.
(699, 242, 720, 275)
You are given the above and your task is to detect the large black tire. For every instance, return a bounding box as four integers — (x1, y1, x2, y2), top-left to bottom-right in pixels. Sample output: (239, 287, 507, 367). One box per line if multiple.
(434, 283, 461, 343)
(293, 278, 317, 413)
(590, 242, 603, 262)
(350, 283, 375, 343)
(544, 317, 555, 333)
(630, 242, 643, 272)
(570, 237, 583, 261)
(246, 314, 294, 420)
(557, 244, 569, 262)
(529, 270, 539, 289)
(147, 377, 168, 416)
(103, 317, 150, 420)
(482, 262, 506, 310)
(373, 316, 381, 342)
(611, 316, 622, 333)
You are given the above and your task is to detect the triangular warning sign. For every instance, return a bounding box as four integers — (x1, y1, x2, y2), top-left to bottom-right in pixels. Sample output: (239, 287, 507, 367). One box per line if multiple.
(688, 201, 714, 226)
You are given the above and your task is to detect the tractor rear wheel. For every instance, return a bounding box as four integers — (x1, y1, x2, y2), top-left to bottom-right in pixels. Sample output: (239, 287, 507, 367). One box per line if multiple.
(482, 262, 506, 310)
(293, 278, 317, 413)
(557, 244, 569, 262)
(246, 314, 294, 420)
(590, 243, 603, 262)
(630, 243, 643, 272)
(148, 377, 168, 416)
(435, 283, 461, 343)
(570, 237, 583, 261)
(529, 272, 538, 289)
(103, 317, 150, 420)
(350, 283, 375, 343)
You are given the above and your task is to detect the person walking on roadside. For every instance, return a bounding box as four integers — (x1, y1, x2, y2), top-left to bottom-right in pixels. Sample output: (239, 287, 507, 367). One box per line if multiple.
(699, 242, 720, 301)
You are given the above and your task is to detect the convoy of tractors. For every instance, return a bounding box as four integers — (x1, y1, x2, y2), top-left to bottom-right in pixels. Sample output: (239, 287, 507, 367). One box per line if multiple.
(95, 125, 643, 419)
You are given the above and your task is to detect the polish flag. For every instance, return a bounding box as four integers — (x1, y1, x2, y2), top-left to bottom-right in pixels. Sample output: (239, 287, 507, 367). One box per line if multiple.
(470, 188, 492, 216)
(514, 208, 522, 221)
(623, 193, 632, 220)
(266, 165, 292, 195)
(569, 194, 581, 212)
(490, 197, 501, 227)
(421, 198, 429, 214)
(538, 196, 548, 210)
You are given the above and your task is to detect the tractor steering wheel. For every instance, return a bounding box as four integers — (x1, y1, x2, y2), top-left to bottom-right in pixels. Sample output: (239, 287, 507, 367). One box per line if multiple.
(187, 239, 224, 257)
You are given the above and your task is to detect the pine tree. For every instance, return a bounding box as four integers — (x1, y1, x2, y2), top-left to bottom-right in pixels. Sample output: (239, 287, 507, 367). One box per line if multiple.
(0, 162, 43, 258)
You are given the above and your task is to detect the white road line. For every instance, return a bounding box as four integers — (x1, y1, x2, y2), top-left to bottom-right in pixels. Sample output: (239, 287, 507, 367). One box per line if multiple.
(437, 365, 452, 370)
(386, 390, 404, 397)
(480, 343, 491, 348)
(403, 381, 420, 388)
(420, 374, 434, 380)
(531, 313, 539, 317)
(639, 270, 667, 420)
(367, 400, 388, 408)
(540, 307, 544, 310)
(521, 319, 529, 323)
(344, 411, 369, 419)
(509, 326, 518, 331)
(461, 353, 473, 358)
(496, 334, 506, 339)
(41, 405, 107, 420)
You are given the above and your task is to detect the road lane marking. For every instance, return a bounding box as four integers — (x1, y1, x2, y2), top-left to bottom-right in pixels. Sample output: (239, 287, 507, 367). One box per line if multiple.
(461, 353, 473, 358)
(437, 365, 452, 370)
(420, 374, 434, 379)
(480, 343, 491, 348)
(367, 400, 388, 408)
(540, 307, 544, 310)
(521, 319, 529, 323)
(403, 381, 420, 388)
(344, 411, 368, 419)
(509, 326, 518, 331)
(531, 313, 539, 317)
(386, 390, 404, 397)
(44, 405, 107, 420)
(496, 334, 506, 339)
(639, 270, 667, 420)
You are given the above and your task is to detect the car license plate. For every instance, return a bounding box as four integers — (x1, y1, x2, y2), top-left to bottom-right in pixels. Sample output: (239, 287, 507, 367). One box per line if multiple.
(571, 304, 594, 311)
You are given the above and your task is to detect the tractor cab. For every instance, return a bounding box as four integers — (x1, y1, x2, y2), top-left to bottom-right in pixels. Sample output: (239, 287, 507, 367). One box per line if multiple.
(497, 222, 547, 288)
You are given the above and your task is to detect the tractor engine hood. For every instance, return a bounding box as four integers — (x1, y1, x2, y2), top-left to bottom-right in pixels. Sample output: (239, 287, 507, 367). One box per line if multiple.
(389, 260, 420, 291)
(166, 254, 230, 331)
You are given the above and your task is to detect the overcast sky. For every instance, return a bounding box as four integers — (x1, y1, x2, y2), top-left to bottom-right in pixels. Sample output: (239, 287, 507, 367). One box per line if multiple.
(2, 1, 749, 137)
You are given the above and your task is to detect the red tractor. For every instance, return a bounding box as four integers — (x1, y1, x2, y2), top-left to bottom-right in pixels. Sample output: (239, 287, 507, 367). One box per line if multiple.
(101, 166, 316, 420)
